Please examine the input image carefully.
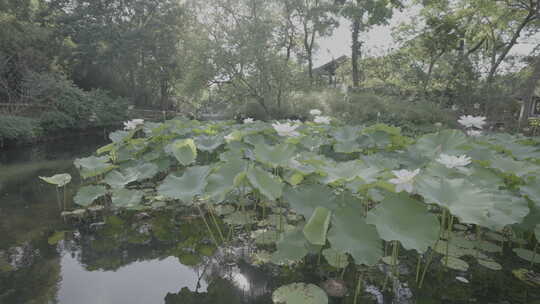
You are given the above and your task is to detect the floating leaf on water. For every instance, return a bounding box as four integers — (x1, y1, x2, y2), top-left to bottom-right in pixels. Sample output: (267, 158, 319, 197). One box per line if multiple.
(434, 240, 474, 258)
(272, 283, 328, 304)
(177, 252, 202, 266)
(456, 276, 469, 283)
(513, 248, 540, 264)
(477, 259, 502, 271)
(74, 185, 108, 207)
(48, 231, 65, 245)
(197, 244, 216, 257)
(322, 248, 349, 269)
(452, 236, 475, 250)
(485, 231, 505, 242)
(477, 241, 502, 253)
(151, 201, 167, 209)
(366, 193, 440, 253)
(157, 166, 210, 203)
(303, 207, 331, 246)
(327, 205, 382, 266)
(512, 268, 540, 286)
(246, 166, 283, 201)
(443, 256, 469, 271)
(111, 188, 144, 208)
(39, 173, 72, 187)
(453, 224, 468, 231)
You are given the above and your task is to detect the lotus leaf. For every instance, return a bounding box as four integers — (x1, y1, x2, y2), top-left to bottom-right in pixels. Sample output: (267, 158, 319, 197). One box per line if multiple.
(169, 139, 197, 166)
(271, 228, 309, 264)
(521, 178, 540, 206)
(104, 168, 139, 188)
(536, 224, 540, 242)
(205, 159, 247, 202)
(513, 248, 540, 264)
(133, 162, 159, 181)
(303, 207, 331, 246)
(283, 184, 337, 219)
(366, 193, 440, 253)
(414, 129, 468, 159)
(246, 166, 282, 201)
(39, 173, 71, 187)
(327, 205, 382, 266)
(322, 248, 349, 268)
(489, 155, 540, 177)
(224, 211, 256, 226)
(109, 130, 131, 143)
(157, 166, 210, 203)
(272, 283, 328, 304)
(195, 135, 224, 152)
(443, 256, 469, 271)
(254, 142, 296, 167)
(48, 231, 65, 245)
(74, 185, 108, 206)
(381, 256, 400, 266)
(111, 188, 144, 208)
(478, 259, 502, 271)
(74, 156, 114, 179)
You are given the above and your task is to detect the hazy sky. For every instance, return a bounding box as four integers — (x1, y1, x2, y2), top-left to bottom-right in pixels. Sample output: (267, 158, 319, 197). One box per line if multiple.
(315, 8, 539, 67)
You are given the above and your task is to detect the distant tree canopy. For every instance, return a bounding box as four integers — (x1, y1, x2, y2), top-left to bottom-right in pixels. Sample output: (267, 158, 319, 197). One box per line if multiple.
(0, 0, 539, 118)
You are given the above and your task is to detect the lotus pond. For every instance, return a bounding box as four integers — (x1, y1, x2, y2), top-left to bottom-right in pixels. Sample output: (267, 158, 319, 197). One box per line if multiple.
(2, 118, 540, 304)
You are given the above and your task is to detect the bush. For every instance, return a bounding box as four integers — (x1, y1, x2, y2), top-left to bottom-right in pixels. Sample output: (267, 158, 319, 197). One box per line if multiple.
(0, 115, 40, 143)
(39, 111, 75, 131)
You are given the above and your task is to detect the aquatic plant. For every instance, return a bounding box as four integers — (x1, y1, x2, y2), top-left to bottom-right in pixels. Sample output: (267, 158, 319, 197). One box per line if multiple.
(49, 116, 540, 299)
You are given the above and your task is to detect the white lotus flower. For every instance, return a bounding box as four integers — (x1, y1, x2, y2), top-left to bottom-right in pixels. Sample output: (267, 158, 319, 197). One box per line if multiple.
(313, 116, 331, 124)
(243, 117, 254, 124)
(123, 119, 144, 130)
(389, 169, 420, 193)
(272, 122, 300, 137)
(466, 130, 482, 137)
(436, 154, 471, 169)
(309, 109, 322, 116)
(458, 115, 486, 129)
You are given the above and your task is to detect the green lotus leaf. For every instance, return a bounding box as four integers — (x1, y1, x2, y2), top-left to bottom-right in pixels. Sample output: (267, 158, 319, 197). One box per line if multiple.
(443, 256, 469, 271)
(327, 205, 382, 266)
(303, 207, 331, 246)
(333, 141, 361, 153)
(283, 184, 337, 219)
(414, 129, 468, 159)
(322, 248, 349, 269)
(416, 177, 495, 227)
(482, 192, 530, 231)
(74, 155, 115, 179)
(513, 248, 540, 264)
(157, 166, 210, 203)
(97, 143, 115, 155)
(478, 259, 502, 271)
(205, 159, 247, 203)
(333, 125, 361, 142)
(252, 250, 272, 265)
(521, 178, 540, 206)
(48, 231, 65, 245)
(214, 204, 235, 216)
(272, 283, 328, 304)
(133, 162, 159, 181)
(39, 173, 71, 187)
(489, 155, 540, 177)
(319, 160, 366, 184)
(284, 170, 304, 186)
(271, 228, 309, 264)
(362, 153, 400, 170)
(246, 166, 282, 201)
(195, 135, 224, 152)
(169, 139, 197, 166)
(477, 241, 502, 253)
(536, 224, 540, 242)
(381, 256, 400, 266)
(503, 141, 540, 161)
(434, 240, 475, 257)
(111, 188, 144, 208)
(358, 130, 391, 148)
(366, 193, 440, 253)
(109, 130, 132, 143)
(104, 168, 139, 188)
(254, 142, 296, 167)
(74, 185, 108, 206)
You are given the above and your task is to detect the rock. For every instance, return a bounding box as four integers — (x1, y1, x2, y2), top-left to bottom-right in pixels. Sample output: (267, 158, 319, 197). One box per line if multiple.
(321, 279, 348, 298)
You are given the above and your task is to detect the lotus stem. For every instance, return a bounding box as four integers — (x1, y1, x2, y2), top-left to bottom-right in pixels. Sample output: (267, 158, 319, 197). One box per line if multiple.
(419, 239, 439, 288)
(531, 242, 538, 268)
(197, 204, 219, 247)
(353, 272, 363, 304)
(415, 254, 422, 284)
(208, 205, 225, 243)
(55, 187, 61, 210)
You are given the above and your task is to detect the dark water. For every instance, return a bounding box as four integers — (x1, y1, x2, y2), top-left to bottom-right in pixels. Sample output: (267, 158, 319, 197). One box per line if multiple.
(0, 136, 539, 304)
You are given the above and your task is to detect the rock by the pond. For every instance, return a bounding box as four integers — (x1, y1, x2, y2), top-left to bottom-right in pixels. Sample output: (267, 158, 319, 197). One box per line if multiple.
(321, 279, 348, 298)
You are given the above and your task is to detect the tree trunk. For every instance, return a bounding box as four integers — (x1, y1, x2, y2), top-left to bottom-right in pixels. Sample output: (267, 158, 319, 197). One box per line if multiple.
(351, 18, 361, 87)
(519, 56, 540, 126)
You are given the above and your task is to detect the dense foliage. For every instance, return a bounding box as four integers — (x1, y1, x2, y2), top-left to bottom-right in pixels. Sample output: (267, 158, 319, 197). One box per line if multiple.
(62, 116, 540, 300)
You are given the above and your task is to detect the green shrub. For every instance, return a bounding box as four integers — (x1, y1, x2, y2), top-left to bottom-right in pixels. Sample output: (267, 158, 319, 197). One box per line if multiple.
(0, 115, 40, 142)
(39, 111, 76, 131)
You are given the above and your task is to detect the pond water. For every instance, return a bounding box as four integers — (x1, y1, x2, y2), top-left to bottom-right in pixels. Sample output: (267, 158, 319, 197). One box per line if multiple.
(0, 135, 539, 304)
